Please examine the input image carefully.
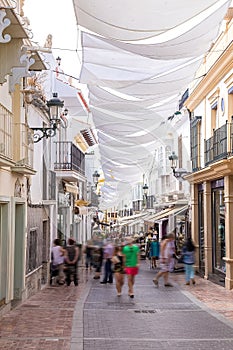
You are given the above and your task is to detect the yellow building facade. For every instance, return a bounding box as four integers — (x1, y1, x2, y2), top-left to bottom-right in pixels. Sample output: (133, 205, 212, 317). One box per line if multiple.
(185, 8, 233, 289)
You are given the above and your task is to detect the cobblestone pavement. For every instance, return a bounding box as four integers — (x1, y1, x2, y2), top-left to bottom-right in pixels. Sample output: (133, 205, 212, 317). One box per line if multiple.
(0, 267, 90, 350)
(1, 262, 233, 350)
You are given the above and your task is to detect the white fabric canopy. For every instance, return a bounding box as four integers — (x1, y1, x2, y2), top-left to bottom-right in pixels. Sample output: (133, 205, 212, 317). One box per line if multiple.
(73, 0, 231, 209)
(74, 0, 227, 42)
(80, 34, 202, 89)
(81, 1, 226, 59)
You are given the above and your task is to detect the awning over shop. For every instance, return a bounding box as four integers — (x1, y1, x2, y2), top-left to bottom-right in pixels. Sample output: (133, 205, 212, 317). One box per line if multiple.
(145, 208, 173, 222)
(120, 212, 152, 227)
(119, 212, 149, 222)
(165, 205, 188, 218)
(127, 218, 145, 227)
(145, 205, 188, 223)
(75, 199, 90, 207)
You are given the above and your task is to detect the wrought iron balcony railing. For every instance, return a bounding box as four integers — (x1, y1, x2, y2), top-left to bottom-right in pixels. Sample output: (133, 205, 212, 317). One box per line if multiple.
(204, 121, 232, 166)
(54, 141, 85, 175)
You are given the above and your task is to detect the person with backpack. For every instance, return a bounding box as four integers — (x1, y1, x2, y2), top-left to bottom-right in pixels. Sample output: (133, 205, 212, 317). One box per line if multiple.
(64, 238, 79, 286)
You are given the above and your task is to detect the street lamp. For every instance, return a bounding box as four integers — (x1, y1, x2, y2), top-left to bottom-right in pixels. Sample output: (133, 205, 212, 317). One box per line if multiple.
(168, 151, 189, 181)
(92, 170, 100, 187)
(168, 151, 178, 174)
(142, 183, 149, 208)
(31, 93, 65, 143)
(143, 183, 149, 197)
(56, 56, 61, 66)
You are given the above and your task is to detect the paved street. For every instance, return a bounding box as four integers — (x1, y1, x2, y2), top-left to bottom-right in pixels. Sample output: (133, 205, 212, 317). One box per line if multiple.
(1, 262, 233, 350)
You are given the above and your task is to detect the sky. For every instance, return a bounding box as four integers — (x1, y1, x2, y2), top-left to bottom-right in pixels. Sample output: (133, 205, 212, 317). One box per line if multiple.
(23, 0, 82, 82)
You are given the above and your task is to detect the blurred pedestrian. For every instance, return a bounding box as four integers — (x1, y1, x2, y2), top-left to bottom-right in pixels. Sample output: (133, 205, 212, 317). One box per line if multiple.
(122, 237, 140, 298)
(153, 233, 175, 288)
(51, 238, 65, 285)
(167, 232, 176, 272)
(111, 245, 125, 296)
(146, 236, 152, 260)
(92, 245, 104, 279)
(149, 236, 160, 269)
(83, 240, 93, 271)
(101, 239, 114, 284)
(182, 237, 196, 285)
(64, 238, 79, 286)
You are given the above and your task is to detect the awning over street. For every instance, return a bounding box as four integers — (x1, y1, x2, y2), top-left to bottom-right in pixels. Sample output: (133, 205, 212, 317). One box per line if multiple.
(118, 212, 150, 227)
(145, 205, 188, 223)
(118, 212, 149, 222)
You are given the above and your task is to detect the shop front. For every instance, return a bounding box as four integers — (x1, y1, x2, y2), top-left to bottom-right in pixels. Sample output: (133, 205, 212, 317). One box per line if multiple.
(192, 175, 233, 289)
(198, 185, 205, 277)
(194, 177, 228, 287)
(211, 179, 225, 280)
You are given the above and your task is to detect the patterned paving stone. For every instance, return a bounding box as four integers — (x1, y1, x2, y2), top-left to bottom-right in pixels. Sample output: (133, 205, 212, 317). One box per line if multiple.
(1, 262, 233, 350)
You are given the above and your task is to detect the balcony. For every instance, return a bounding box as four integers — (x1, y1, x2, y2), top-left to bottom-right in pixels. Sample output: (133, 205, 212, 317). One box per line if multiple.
(0, 104, 14, 167)
(11, 125, 35, 175)
(204, 121, 232, 166)
(54, 141, 85, 182)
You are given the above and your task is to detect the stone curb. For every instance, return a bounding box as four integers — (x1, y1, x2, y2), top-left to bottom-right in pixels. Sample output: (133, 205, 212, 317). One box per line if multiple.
(70, 278, 92, 350)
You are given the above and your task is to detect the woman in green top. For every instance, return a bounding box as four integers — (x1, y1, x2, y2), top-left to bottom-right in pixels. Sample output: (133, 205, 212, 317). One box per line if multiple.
(122, 237, 140, 298)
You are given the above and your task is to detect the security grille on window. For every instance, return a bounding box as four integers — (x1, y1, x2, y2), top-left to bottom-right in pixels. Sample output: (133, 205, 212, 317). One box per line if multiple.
(191, 116, 202, 171)
(28, 229, 37, 273)
(49, 171, 56, 200)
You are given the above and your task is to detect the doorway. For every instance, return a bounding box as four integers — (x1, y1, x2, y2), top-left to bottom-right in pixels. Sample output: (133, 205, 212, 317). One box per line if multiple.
(13, 203, 25, 300)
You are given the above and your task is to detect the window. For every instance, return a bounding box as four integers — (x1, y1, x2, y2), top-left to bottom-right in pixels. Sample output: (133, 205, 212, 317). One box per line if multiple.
(211, 101, 217, 131)
(228, 86, 233, 119)
(133, 200, 141, 212)
(146, 195, 155, 209)
(49, 171, 56, 200)
(28, 229, 37, 273)
(191, 116, 202, 171)
(0, 103, 13, 159)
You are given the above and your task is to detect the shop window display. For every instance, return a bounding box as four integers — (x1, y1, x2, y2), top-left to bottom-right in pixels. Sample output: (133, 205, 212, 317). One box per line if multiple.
(212, 188, 225, 274)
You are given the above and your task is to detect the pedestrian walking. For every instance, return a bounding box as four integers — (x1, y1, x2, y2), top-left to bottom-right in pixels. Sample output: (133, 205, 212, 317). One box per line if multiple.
(50, 238, 65, 285)
(149, 236, 160, 269)
(122, 237, 140, 298)
(182, 237, 196, 285)
(167, 232, 176, 272)
(111, 245, 125, 296)
(83, 240, 93, 271)
(92, 245, 104, 279)
(100, 239, 114, 284)
(153, 233, 175, 287)
(64, 238, 79, 286)
(146, 235, 152, 261)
